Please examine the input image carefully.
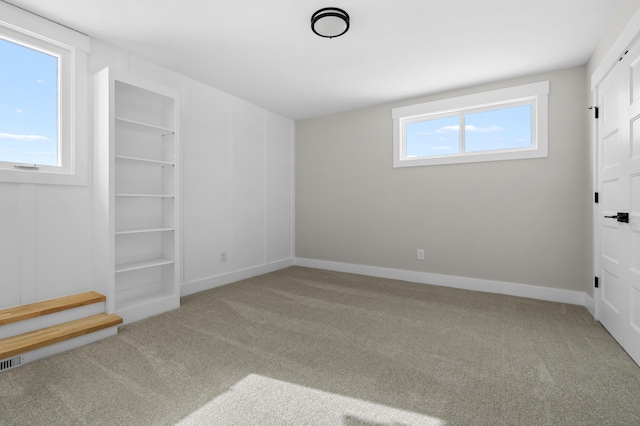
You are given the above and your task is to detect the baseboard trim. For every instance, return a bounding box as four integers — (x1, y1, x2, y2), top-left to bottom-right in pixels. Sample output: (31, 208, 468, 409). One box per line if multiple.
(180, 259, 294, 297)
(582, 293, 595, 317)
(294, 258, 592, 308)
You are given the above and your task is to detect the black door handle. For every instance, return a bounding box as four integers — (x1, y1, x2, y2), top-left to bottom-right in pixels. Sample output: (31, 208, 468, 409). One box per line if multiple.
(604, 212, 629, 223)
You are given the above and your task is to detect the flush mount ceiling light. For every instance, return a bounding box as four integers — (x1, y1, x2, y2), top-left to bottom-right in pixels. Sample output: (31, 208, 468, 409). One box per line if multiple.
(311, 7, 350, 39)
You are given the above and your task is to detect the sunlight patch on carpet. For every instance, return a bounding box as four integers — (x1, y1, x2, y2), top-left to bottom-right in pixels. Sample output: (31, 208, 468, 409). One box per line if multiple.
(176, 374, 445, 425)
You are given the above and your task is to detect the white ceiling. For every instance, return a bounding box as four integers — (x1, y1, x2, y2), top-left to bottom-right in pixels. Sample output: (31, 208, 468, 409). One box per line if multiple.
(4, 0, 623, 120)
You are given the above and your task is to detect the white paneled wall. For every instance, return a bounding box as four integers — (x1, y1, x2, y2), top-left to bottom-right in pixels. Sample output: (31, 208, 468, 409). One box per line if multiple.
(36, 185, 93, 295)
(181, 81, 294, 295)
(92, 43, 295, 297)
(233, 100, 267, 271)
(120, 49, 295, 295)
(182, 80, 233, 283)
(1, 36, 293, 312)
(90, 42, 294, 296)
(0, 184, 24, 309)
(0, 182, 93, 310)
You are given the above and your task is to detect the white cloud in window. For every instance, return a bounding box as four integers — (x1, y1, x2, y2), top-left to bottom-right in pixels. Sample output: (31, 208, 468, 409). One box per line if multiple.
(36, 79, 45, 84)
(436, 125, 460, 133)
(466, 125, 503, 133)
(0, 132, 50, 142)
(16, 109, 23, 113)
(436, 125, 503, 133)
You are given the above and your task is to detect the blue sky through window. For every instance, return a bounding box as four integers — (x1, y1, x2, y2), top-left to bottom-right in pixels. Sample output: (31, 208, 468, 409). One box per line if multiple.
(406, 104, 532, 158)
(465, 105, 531, 153)
(0, 37, 58, 166)
(406, 115, 460, 157)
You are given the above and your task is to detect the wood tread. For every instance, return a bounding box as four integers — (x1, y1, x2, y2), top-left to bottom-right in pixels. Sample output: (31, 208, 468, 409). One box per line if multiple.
(0, 313, 122, 360)
(0, 291, 106, 326)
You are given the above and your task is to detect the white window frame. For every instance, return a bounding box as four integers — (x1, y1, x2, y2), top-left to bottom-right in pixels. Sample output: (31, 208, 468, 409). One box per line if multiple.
(0, 2, 89, 185)
(392, 81, 549, 167)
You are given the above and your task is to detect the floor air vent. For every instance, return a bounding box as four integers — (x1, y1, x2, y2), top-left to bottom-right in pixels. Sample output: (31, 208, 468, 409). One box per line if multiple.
(0, 355, 23, 372)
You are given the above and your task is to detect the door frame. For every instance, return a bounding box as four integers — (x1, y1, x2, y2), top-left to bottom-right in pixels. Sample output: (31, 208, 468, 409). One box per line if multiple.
(591, 9, 640, 321)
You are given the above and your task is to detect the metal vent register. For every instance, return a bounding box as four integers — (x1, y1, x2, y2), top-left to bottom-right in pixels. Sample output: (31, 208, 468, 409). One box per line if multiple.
(0, 355, 23, 372)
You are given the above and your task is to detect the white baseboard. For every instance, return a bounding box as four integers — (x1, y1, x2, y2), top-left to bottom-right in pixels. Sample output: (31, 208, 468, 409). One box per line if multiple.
(180, 259, 294, 297)
(179, 257, 595, 314)
(295, 258, 593, 309)
(582, 293, 595, 317)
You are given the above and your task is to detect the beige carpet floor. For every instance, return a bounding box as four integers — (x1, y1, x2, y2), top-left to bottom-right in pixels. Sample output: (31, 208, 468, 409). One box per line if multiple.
(1, 266, 639, 425)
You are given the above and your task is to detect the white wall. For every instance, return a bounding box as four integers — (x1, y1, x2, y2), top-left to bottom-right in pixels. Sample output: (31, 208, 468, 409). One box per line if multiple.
(0, 183, 93, 309)
(92, 41, 295, 296)
(0, 24, 294, 309)
(90, 41, 295, 297)
(180, 79, 294, 294)
(0, 11, 91, 310)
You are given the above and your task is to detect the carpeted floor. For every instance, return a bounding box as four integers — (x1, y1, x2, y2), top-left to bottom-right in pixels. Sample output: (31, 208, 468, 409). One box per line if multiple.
(1, 266, 639, 425)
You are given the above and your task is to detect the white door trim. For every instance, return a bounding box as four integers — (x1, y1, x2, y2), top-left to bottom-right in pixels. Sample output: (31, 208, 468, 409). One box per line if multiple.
(592, 84, 600, 321)
(591, 10, 640, 323)
(591, 7, 640, 90)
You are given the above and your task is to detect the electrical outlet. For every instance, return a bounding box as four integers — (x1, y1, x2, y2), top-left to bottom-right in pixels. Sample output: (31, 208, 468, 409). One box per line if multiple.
(417, 249, 424, 260)
(220, 251, 227, 262)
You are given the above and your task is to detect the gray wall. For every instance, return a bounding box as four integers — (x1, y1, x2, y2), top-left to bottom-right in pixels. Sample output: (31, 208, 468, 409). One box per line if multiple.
(296, 66, 591, 293)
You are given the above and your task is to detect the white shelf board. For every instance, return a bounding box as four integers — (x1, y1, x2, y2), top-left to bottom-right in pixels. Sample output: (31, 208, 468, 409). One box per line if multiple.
(115, 155, 174, 167)
(96, 68, 181, 325)
(115, 116, 174, 136)
(116, 288, 173, 309)
(115, 289, 179, 324)
(115, 258, 174, 273)
(115, 227, 174, 235)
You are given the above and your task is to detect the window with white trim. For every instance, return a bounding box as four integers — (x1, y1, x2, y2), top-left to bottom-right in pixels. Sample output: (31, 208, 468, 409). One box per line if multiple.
(0, 2, 89, 185)
(392, 81, 549, 167)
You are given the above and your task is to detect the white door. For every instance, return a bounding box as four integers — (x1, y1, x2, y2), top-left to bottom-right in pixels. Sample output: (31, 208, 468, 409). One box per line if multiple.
(597, 39, 640, 366)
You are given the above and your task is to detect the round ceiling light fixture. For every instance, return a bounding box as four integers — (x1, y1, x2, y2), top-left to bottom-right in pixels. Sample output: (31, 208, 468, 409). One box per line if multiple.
(311, 7, 350, 39)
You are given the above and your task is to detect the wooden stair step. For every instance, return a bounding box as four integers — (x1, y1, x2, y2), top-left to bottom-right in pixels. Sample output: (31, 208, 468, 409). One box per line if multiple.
(0, 313, 122, 359)
(0, 292, 106, 326)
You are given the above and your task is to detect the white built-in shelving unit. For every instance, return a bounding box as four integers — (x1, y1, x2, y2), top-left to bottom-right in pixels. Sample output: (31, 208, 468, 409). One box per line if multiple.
(94, 67, 180, 324)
